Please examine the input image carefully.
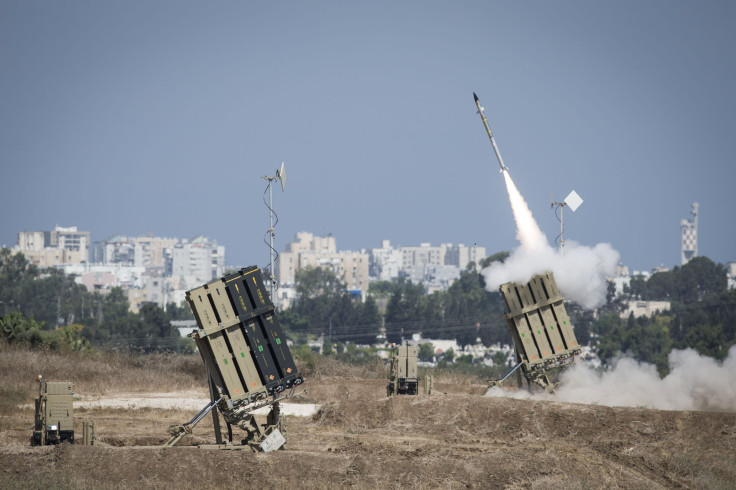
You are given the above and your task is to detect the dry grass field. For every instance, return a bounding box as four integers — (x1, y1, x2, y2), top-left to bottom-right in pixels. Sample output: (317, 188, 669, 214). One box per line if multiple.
(1, 344, 735, 489)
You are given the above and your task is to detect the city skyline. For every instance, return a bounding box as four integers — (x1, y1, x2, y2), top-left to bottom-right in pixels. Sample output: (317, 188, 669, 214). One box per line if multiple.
(2, 2, 735, 272)
(7, 224, 724, 276)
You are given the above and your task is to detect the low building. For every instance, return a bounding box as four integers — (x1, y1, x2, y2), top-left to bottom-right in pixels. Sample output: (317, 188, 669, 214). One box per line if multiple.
(621, 300, 671, 319)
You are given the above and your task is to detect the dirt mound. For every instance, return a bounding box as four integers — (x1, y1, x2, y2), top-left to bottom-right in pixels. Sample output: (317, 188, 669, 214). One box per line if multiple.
(2, 376, 735, 488)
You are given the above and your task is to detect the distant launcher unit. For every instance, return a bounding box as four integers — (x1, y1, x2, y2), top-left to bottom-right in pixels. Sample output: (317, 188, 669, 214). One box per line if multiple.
(493, 272, 581, 392)
(165, 266, 304, 451)
(32, 377, 75, 446)
(387, 345, 418, 396)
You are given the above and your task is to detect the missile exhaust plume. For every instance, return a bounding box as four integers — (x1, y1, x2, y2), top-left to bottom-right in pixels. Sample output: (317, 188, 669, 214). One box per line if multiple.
(487, 345, 736, 412)
(502, 170, 547, 251)
(473, 91, 618, 309)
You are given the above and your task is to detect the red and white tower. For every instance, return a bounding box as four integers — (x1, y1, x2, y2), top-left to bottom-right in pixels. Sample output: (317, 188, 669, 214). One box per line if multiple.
(680, 202, 699, 265)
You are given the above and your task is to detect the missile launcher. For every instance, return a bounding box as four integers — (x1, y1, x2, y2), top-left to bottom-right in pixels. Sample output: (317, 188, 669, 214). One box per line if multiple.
(387, 345, 419, 396)
(31, 378, 75, 446)
(495, 272, 581, 392)
(166, 266, 303, 451)
(186, 266, 302, 402)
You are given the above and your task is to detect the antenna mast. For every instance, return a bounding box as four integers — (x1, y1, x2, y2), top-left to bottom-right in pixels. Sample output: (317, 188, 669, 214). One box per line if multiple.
(262, 162, 286, 301)
(551, 190, 583, 252)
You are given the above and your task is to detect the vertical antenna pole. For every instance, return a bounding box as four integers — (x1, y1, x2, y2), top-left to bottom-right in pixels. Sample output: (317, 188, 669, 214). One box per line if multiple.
(559, 204, 564, 252)
(268, 179, 275, 301)
(551, 197, 567, 253)
(262, 163, 285, 304)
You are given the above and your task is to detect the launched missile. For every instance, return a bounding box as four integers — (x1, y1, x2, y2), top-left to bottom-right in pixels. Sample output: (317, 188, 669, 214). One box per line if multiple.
(473, 92, 508, 173)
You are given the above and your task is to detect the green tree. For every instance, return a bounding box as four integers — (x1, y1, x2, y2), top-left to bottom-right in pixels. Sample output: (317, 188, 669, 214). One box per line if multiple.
(440, 268, 507, 347)
(345, 295, 381, 345)
(56, 324, 92, 352)
(1, 312, 44, 344)
(322, 337, 334, 356)
(19, 268, 89, 327)
(492, 350, 508, 367)
(456, 353, 473, 364)
(646, 270, 675, 300)
(593, 312, 625, 365)
(625, 274, 648, 300)
(139, 303, 176, 338)
(296, 266, 346, 300)
(1, 312, 91, 352)
(0, 250, 35, 314)
(444, 347, 455, 362)
(672, 288, 736, 360)
(280, 266, 380, 346)
(367, 280, 396, 299)
(384, 277, 426, 344)
(566, 303, 594, 347)
(166, 300, 194, 320)
(418, 342, 435, 362)
(673, 257, 727, 303)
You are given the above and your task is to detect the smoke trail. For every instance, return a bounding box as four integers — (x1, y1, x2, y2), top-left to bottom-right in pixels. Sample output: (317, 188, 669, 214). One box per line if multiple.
(484, 171, 619, 309)
(486, 345, 736, 412)
(502, 171, 547, 251)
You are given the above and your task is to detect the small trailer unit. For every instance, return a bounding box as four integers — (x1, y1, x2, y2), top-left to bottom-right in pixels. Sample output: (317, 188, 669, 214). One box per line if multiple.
(32, 377, 75, 446)
(387, 345, 419, 396)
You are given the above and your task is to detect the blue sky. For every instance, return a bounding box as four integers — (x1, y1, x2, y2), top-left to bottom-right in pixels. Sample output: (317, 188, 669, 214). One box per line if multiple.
(2, 1, 734, 272)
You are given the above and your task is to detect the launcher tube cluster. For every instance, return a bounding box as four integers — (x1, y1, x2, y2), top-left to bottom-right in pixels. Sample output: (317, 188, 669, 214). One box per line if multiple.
(186, 266, 303, 406)
(499, 272, 581, 391)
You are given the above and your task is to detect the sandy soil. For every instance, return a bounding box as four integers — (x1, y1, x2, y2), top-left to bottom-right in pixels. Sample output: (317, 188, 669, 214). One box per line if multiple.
(66, 391, 320, 416)
(2, 377, 735, 489)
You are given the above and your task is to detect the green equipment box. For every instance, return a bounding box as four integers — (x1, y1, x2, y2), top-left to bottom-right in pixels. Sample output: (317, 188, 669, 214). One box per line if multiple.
(32, 379, 74, 445)
(387, 345, 418, 396)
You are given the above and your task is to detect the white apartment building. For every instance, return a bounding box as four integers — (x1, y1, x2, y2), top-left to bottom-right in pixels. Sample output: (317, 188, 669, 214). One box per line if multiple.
(16, 226, 90, 266)
(277, 234, 488, 301)
(401, 243, 445, 271)
(286, 231, 337, 254)
(399, 242, 486, 276)
(89, 233, 225, 308)
(59, 263, 146, 291)
(277, 232, 370, 298)
(92, 235, 178, 271)
(170, 236, 225, 289)
(444, 243, 487, 270)
(371, 241, 486, 289)
(370, 240, 403, 281)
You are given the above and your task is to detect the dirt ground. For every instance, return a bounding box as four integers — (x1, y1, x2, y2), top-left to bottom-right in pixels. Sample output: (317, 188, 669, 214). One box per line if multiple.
(1, 376, 735, 489)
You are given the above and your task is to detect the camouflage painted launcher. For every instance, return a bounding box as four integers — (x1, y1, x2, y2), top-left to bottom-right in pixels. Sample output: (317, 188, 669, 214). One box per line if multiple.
(387, 345, 418, 396)
(32, 379, 75, 446)
(499, 272, 581, 390)
(186, 266, 303, 406)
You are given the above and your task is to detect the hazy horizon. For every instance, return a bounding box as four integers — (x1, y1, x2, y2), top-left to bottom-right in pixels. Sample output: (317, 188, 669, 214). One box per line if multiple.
(3, 1, 734, 272)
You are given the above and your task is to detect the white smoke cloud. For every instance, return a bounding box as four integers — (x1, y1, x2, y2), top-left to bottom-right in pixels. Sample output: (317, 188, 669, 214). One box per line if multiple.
(486, 345, 736, 412)
(483, 171, 619, 309)
(483, 240, 619, 309)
